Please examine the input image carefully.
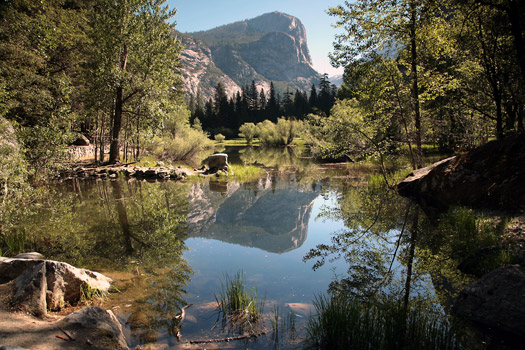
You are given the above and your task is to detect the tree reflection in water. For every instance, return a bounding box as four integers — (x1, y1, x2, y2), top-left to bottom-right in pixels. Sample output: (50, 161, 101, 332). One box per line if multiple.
(303, 182, 467, 347)
(27, 179, 193, 346)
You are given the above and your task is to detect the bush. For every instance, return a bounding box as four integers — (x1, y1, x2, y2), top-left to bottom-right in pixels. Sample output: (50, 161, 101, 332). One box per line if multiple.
(238, 123, 257, 144)
(214, 133, 225, 143)
(145, 127, 213, 163)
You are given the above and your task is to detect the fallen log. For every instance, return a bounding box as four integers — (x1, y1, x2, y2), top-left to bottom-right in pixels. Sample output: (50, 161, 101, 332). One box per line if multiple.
(189, 331, 266, 344)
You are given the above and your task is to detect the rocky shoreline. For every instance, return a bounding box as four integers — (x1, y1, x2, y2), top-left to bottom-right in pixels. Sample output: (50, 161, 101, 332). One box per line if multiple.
(57, 164, 194, 181)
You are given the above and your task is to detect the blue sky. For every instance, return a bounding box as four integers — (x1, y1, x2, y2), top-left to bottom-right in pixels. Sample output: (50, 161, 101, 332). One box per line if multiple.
(167, 0, 345, 76)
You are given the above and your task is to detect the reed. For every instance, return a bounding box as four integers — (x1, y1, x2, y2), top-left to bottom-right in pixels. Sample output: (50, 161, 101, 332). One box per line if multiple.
(215, 271, 264, 332)
(305, 295, 462, 350)
(229, 164, 266, 181)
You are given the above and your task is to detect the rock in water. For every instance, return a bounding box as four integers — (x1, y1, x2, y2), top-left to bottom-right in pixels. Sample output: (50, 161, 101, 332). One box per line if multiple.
(397, 134, 525, 213)
(452, 265, 525, 338)
(208, 153, 229, 173)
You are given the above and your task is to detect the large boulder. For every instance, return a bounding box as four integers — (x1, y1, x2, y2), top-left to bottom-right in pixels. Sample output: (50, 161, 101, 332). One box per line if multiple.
(57, 306, 128, 349)
(0, 257, 112, 316)
(12, 262, 47, 317)
(452, 265, 525, 338)
(207, 153, 229, 173)
(398, 134, 525, 213)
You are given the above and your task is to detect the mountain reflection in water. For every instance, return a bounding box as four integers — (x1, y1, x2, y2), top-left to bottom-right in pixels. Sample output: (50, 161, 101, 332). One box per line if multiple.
(187, 175, 319, 253)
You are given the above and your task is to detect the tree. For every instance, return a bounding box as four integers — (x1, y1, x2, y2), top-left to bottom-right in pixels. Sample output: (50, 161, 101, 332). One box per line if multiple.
(0, 0, 90, 177)
(238, 123, 257, 144)
(309, 84, 319, 112)
(88, 0, 182, 164)
(318, 74, 336, 117)
(329, 0, 444, 168)
(266, 82, 280, 122)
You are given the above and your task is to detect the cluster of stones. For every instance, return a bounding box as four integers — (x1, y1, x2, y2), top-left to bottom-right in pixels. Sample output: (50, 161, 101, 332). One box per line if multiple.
(59, 165, 189, 181)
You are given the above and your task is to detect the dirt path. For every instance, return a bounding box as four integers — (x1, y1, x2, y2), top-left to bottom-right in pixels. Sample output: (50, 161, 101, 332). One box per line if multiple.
(0, 284, 125, 350)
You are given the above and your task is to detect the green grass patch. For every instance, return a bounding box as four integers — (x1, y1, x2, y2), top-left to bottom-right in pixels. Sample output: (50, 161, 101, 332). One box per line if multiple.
(215, 270, 264, 333)
(306, 295, 463, 350)
(80, 282, 106, 305)
(229, 164, 266, 181)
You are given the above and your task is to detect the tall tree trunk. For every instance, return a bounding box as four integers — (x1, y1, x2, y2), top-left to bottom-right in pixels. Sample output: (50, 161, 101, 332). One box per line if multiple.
(507, 0, 525, 91)
(109, 43, 128, 164)
(410, 2, 423, 169)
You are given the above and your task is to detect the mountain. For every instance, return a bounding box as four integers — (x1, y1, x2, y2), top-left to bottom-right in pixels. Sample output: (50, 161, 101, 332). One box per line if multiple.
(178, 12, 322, 100)
(329, 74, 344, 88)
(187, 179, 319, 253)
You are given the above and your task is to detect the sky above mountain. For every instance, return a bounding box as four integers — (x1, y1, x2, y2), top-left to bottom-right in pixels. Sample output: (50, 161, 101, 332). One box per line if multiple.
(167, 0, 345, 76)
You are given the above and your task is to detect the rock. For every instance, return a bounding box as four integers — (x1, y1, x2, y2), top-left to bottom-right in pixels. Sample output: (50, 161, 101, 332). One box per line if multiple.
(71, 134, 90, 146)
(397, 134, 525, 213)
(13, 262, 47, 317)
(452, 265, 525, 338)
(13, 252, 44, 260)
(207, 153, 229, 173)
(0, 257, 112, 314)
(58, 306, 128, 350)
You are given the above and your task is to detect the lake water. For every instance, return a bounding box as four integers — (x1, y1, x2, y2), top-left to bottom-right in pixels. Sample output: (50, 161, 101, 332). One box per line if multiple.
(15, 146, 493, 349)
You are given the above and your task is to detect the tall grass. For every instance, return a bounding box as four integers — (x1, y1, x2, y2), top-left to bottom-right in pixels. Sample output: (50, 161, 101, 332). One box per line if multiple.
(215, 270, 264, 333)
(229, 164, 266, 181)
(305, 295, 462, 350)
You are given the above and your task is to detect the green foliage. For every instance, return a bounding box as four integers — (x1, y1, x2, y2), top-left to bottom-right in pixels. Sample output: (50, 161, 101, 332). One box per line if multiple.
(145, 126, 213, 164)
(228, 164, 265, 181)
(216, 270, 264, 333)
(214, 133, 225, 143)
(306, 294, 462, 350)
(238, 122, 257, 144)
(80, 282, 106, 305)
(256, 118, 300, 147)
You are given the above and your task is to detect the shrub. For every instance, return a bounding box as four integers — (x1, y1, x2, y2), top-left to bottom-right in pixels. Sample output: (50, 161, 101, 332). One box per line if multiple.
(238, 123, 257, 144)
(214, 133, 225, 143)
(145, 127, 213, 163)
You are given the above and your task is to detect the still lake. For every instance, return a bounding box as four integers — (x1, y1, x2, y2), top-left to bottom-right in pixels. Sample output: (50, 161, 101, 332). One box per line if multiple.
(29, 146, 465, 349)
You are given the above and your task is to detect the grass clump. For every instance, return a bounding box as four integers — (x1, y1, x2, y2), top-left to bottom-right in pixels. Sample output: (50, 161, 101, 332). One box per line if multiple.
(305, 295, 462, 350)
(80, 282, 106, 305)
(216, 270, 264, 332)
(229, 164, 266, 181)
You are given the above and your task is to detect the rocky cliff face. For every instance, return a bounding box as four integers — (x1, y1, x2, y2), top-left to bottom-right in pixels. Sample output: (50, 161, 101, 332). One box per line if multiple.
(178, 12, 322, 99)
(186, 178, 319, 253)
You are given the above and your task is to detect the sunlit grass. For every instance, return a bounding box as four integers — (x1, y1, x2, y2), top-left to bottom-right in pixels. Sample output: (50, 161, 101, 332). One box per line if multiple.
(229, 164, 266, 181)
(216, 270, 264, 332)
(305, 295, 463, 350)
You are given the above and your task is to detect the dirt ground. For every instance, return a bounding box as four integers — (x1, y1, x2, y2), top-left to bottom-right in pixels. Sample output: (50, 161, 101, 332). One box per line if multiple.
(0, 283, 124, 350)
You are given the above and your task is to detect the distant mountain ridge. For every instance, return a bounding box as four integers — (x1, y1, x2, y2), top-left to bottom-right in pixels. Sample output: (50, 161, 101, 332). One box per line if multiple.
(178, 11, 322, 99)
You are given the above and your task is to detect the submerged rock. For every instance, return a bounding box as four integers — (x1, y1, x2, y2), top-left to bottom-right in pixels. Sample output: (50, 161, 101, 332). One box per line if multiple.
(452, 265, 525, 338)
(398, 134, 525, 213)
